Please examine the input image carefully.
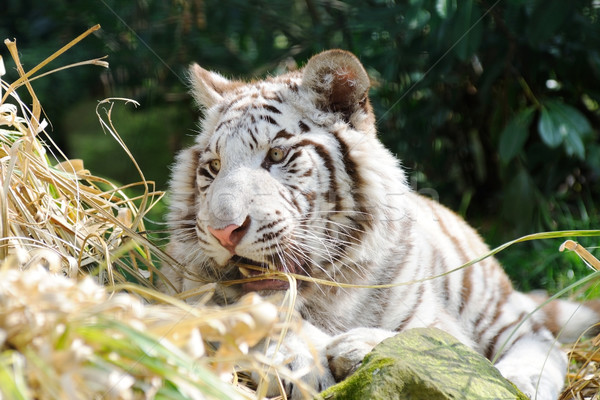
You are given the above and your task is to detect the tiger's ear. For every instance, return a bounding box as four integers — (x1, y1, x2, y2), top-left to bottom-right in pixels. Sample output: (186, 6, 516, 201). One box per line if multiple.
(301, 49, 371, 123)
(188, 63, 243, 109)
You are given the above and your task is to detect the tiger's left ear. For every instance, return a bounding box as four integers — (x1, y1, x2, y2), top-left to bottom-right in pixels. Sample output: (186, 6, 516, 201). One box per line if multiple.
(301, 49, 372, 125)
(188, 63, 243, 109)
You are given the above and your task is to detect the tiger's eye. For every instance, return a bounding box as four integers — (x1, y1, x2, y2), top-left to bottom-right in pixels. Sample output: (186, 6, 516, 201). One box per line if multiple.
(268, 147, 286, 163)
(209, 159, 221, 174)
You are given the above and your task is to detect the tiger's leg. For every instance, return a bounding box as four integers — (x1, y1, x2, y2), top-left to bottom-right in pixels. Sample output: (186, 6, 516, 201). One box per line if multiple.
(325, 327, 396, 381)
(256, 320, 336, 399)
(485, 292, 567, 399)
(493, 334, 566, 400)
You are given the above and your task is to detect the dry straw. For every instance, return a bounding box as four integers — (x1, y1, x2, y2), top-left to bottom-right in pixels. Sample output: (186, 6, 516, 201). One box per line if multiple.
(0, 25, 304, 400)
(559, 240, 600, 400)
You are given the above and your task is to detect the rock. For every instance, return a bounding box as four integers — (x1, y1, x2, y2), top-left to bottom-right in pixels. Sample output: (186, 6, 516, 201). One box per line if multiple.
(317, 327, 527, 400)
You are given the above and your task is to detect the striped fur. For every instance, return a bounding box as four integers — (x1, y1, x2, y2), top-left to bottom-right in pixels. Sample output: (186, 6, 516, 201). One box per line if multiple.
(163, 50, 597, 399)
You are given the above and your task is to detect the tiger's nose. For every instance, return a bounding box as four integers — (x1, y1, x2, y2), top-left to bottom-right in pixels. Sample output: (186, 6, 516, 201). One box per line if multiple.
(208, 216, 251, 253)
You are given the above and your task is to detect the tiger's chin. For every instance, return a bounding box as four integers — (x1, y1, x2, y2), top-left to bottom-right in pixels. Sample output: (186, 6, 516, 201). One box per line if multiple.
(242, 279, 290, 292)
(230, 256, 302, 293)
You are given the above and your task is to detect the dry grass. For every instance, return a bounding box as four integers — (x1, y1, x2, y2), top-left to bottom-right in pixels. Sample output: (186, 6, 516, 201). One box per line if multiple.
(562, 333, 600, 400)
(559, 241, 600, 399)
(0, 27, 163, 288)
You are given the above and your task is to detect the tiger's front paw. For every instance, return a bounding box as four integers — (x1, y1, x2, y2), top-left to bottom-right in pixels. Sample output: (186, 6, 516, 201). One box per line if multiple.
(253, 321, 337, 399)
(256, 340, 336, 399)
(287, 351, 336, 399)
(325, 327, 395, 381)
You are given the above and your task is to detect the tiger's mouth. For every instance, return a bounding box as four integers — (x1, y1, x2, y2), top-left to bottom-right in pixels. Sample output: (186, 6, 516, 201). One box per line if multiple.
(230, 256, 292, 292)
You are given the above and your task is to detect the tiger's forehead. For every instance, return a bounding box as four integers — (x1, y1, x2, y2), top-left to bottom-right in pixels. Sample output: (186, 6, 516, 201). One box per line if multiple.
(205, 79, 303, 153)
(215, 76, 301, 118)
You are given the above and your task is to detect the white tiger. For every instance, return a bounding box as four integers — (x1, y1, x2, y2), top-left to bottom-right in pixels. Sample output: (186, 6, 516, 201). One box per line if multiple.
(162, 49, 598, 399)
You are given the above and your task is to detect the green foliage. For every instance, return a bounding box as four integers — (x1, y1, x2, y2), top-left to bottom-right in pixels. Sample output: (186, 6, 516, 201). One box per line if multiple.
(538, 100, 592, 158)
(2, 0, 599, 290)
(498, 107, 535, 164)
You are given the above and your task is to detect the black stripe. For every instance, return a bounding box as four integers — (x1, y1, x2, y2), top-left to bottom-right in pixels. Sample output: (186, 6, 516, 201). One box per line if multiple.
(300, 169, 313, 177)
(279, 188, 302, 213)
(217, 100, 236, 115)
(194, 221, 210, 245)
(284, 150, 302, 168)
(475, 279, 511, 343)
(215, 136, 224, 155)
(395, 285, 425, 332)
(299, 120, 310, 132)
(263, 104, 282, 114)
(259, 227, 287, 243)
(260, 115, 279, 125)
(294, 139, 339, 212)
(258, 242, 279, 252)
(303, 191, 316, 215)
(330, 129, 373, 233)
(484, 311, 527, 360)
(263, 92, 283, 103)
(215, 118, 233, 132)
(458, 266, 474, 315)
(369, 264, 404, 326)
(256, 218, 285, 233)
(173, 215, 195, 231)
(198, 167, 213, 180)
(190, 148, 202, 185)
(248, 127, 259, 149)
(274, 129, 294, 140)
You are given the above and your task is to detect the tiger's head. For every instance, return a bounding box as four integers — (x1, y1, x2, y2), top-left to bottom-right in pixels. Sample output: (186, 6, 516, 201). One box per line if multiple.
(167, 50, 408, 304)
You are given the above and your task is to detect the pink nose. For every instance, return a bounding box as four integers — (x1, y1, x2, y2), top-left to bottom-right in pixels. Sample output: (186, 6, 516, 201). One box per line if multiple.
(208, 217, 250, 253)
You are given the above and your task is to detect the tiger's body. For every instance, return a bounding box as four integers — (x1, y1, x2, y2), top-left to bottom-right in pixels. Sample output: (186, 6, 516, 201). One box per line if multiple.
(163, 50, 597, 399)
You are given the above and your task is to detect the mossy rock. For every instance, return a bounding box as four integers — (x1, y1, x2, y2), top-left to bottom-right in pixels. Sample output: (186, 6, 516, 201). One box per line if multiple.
(317, 327, 527, 400)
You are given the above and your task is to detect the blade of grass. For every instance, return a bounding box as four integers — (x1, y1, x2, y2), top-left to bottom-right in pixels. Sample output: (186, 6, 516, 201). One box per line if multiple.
(1, 25, 102, 105)
(221, 230, 600, 290)
(0, 352, 30, 400)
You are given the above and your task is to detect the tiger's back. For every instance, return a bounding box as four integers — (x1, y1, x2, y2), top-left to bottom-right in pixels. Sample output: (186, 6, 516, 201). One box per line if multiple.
(164, 49, 596, 399)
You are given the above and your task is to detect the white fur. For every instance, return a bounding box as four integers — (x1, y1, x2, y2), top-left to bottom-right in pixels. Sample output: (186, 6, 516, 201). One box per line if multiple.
(163, 50, 597, 400)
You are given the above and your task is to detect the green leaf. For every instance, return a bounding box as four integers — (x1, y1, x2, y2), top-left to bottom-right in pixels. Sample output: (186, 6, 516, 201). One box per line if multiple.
(498, 107, 535, 163)
(502, 168, 535, 229)
(76, 319, 246, 400)
(588, 145, 600, 171)
(547, 101, 593, 138)
(538, 105, 562, 147)
(564, 128, 585, 159)
(451, 0, 483, 61)
(436, 0, 457, 19)
(526, 1, 574, 44)
(537, 100, 592, 157)
(0, 352, 30, 400)
(405, 6, 431, 31)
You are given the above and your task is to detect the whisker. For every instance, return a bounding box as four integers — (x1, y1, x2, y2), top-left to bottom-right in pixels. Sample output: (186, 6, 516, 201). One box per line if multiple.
(289, 228, 368, 284)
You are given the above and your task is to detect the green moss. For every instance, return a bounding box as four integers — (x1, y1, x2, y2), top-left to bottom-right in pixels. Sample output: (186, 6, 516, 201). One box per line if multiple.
(320, 358, 399, 399)
(317, 328, 528, 400)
